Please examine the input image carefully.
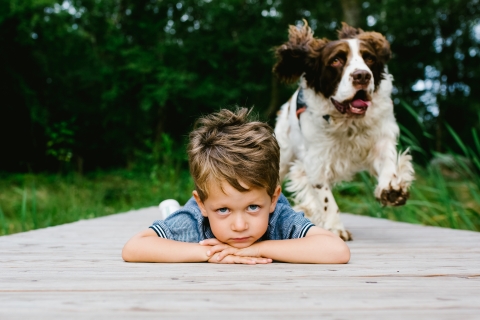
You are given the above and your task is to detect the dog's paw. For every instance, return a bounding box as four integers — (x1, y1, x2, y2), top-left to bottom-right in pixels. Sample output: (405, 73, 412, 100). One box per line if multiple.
(330, 228, 352, 241)
(376, 151, 414, 206)
(378, 186, 410, 206)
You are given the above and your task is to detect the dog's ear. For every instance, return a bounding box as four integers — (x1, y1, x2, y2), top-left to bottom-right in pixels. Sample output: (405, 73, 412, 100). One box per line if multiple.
(357, 31, 391, 63)
(337, 22, 364, 39)
(273, 20, 328, 84)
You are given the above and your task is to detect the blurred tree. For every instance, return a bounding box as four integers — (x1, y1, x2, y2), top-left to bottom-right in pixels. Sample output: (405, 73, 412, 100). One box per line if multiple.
(0, 0, 479, 172)
(340, 0, 361, 26)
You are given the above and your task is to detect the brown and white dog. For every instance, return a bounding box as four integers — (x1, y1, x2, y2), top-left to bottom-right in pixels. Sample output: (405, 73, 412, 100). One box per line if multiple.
(273, 21, 414, 240)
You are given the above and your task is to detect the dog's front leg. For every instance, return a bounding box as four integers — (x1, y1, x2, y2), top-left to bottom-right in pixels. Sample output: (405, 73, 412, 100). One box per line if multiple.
(372, 139, 415, 206)
(286, 160, 352, 241)
(314, 184, 352, 241)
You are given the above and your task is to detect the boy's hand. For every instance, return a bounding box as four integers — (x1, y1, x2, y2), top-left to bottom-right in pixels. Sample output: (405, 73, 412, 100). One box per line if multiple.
(206, 252, 271, 264)
(200, 239, 269, 264)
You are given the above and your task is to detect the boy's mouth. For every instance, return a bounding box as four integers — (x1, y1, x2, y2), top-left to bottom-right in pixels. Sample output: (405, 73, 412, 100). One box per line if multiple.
(232, 237, 250, 242)
(228, 236, 255, 248)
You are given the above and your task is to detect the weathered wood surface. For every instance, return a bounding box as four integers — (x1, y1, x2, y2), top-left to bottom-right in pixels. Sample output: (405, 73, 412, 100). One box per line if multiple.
(1, 207, 479, 319)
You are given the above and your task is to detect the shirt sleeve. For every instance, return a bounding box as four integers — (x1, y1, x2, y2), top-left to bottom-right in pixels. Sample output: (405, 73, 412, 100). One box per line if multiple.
(149, 198, 204, 243)
(269, 194, 315, 240)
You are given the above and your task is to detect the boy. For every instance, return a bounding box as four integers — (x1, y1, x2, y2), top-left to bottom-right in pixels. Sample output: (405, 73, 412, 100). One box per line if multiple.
(122, 108, 350, 264)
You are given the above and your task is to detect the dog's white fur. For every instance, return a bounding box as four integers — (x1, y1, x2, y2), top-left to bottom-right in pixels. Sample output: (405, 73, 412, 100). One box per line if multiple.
(275, 37, 414, 240)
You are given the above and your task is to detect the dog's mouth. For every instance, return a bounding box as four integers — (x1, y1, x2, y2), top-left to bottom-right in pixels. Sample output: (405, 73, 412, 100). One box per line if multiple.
(331, 90, 372, 116)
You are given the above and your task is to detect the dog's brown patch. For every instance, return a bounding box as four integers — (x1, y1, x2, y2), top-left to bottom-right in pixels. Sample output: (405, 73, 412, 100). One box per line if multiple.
(378, 188, 410, 206)
(273, 20, 392, 95)
(337, 22, 364, 39)
(273, 20, 328, 85)
(357, 31, 391, 88)
(339, 230, 352, 241)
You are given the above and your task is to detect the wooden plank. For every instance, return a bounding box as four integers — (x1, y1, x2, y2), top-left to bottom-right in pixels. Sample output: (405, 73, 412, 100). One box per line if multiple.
(0, 207, 480, 319)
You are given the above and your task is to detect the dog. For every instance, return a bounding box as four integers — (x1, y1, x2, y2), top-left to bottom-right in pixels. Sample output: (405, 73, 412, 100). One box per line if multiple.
(273, 21, 414, 240)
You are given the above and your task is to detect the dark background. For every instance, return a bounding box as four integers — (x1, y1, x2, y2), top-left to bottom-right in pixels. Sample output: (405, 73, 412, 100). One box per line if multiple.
(1, 0, 479, 173)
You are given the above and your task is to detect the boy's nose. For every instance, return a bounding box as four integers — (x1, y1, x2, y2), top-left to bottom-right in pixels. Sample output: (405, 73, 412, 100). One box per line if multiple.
(231, 214, 248, 231)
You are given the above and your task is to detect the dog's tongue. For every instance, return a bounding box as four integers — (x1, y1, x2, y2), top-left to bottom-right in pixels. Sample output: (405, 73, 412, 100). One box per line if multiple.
(351, 99, 370, 108)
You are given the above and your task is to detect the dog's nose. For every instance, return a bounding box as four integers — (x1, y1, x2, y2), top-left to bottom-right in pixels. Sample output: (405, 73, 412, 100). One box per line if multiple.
(352, 70, 371, 85)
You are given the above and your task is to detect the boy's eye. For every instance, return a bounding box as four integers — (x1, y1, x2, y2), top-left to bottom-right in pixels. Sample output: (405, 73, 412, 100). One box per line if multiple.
(247, 205, 260, 212)
(216, 208, 230, 215)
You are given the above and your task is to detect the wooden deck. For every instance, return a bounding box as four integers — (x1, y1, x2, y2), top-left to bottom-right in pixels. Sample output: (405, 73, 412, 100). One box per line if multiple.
(1, 207, 479, 319)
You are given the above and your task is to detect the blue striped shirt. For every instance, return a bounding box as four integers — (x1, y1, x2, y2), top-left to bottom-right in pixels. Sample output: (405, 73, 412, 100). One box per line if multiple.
(149, 194, 314, 243)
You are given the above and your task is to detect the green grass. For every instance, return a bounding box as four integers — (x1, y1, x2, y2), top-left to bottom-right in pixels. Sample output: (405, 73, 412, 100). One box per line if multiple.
(0, 132, 196, 236)
(0, 169, 194, 236)
(333, 166, 480, 231)
(1, 159, 479, 236)
(1, 111, 480, 235)
(332, 106, 480, 231)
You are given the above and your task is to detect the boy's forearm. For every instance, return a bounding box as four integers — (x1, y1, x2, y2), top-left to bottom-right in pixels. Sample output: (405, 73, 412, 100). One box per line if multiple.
(256, 235, 350, 264)
(122, 232, 210, 263)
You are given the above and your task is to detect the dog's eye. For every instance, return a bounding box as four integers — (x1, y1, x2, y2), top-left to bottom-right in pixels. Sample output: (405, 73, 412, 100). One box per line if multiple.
(363, 55, 375, 66)
(330, 57, 344, 67)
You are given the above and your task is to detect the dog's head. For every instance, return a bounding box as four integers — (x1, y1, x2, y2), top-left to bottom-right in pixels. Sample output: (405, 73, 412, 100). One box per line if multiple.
(273, 21, 391, 117)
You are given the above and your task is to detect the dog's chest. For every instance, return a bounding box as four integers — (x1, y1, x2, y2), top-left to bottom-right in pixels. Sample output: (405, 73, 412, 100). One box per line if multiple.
(301, 115, 376, 162)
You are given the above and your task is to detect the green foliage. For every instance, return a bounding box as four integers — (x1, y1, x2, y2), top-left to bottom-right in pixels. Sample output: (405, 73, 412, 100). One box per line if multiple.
(334, 102, 480, 231)
(0, 168, 194, 236)
(0, 129, 194, 235)
(46, 120, 75, 162)
(1, 0, 295, 171)
(1, 0, 479, 171)
(2, 119, 480, 235)
(334, 167, 480, 231)
(1, 0, 480, 234)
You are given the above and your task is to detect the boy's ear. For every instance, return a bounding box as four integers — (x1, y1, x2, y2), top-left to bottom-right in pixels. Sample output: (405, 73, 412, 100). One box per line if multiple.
(269, 185, 282, 214)
(273, 20, 328, 84)
(192, 190, 208, 217)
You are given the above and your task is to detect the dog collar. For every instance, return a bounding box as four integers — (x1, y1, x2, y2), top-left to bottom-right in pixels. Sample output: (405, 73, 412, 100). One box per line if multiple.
(296, 88, 330, 123)
(296, 88, 308, 118)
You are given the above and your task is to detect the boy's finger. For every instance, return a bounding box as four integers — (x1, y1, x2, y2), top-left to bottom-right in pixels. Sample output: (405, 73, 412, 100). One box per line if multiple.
(214, 254, 236, 264)
(235, 256, 256, 265)
(241, 257, 271, 264)
(216, 247, 237, 261)
(206, 244, 229, 256)
(254, 257, 272, 264)
(211, 244, 230, 256)
(199, 238, 221, 246)
(235, 256, 272, 265)
(207, 253, 224, 263)
(234, 246, 260, 258)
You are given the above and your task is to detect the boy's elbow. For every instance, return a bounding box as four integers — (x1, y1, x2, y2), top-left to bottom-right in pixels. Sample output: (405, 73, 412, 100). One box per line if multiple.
(122, 242, 136, 262)
(309, 234, 351, 264)
(122, 229, 154, 262)
(337, 244, 351, 264)
(122, 246, 131, 262)
(323, 236, 350, 264)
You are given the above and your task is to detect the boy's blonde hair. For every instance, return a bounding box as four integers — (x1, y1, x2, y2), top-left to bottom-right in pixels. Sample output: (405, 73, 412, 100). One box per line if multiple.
(188, 108, 280, 201)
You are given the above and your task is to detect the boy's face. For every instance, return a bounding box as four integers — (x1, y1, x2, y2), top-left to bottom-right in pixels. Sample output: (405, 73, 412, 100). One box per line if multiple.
(193, 180, 281, 248)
